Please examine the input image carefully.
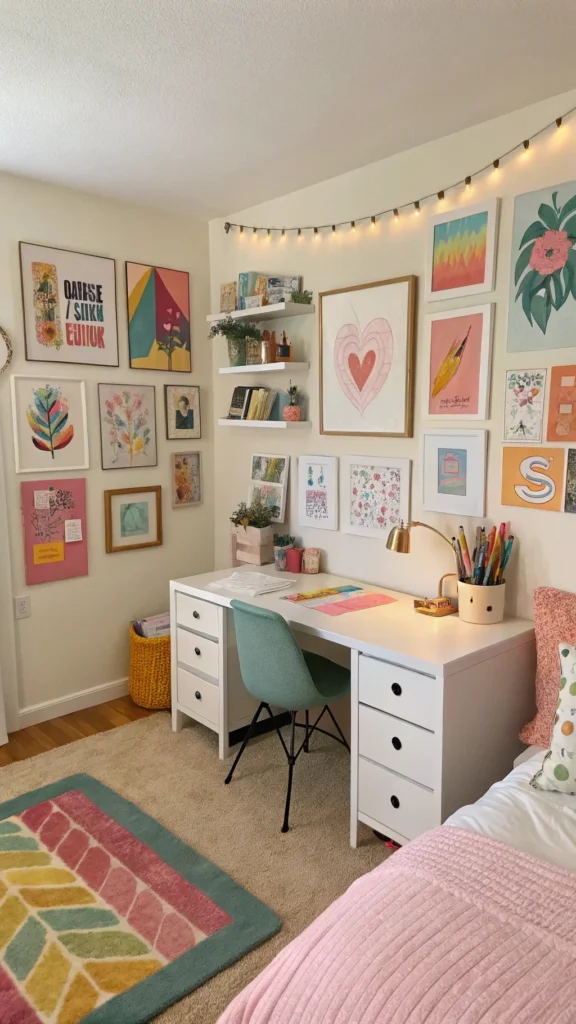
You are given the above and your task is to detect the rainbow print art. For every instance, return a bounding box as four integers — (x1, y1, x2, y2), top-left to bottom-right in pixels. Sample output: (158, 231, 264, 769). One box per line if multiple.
(431, 211, 488, 294)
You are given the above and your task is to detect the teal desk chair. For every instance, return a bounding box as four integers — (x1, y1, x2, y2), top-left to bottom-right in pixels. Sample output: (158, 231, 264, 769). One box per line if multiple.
(226, 600, 351, 833)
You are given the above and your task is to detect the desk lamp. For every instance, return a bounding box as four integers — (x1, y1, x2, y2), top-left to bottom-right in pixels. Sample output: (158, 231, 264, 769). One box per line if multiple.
(386, 520, 458, 616)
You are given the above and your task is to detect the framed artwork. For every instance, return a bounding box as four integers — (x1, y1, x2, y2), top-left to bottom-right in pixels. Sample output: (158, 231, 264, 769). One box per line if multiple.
(320, 277, 416, 437)
(126, 262, 191, 371)
(546, 365, 576, 442)
(10, 375, 89, 474)
(298, 455, 338, 531)
(172, 452, 201, 507)
(508, 180, 576, 352)
(104, 486, 162, 553)
(565, 449, 576, 513)
(423, 429, 486, 516)
(501, 447, 565, 512)
(98, 384, 157, 470)
(165, 384, 200, 439)
(249, 453, 289, 522)
(426, 304, 493, 419)
(425, 199, 500, 302)
(21, 478, 88, 585)
(19, 242, 118, 366)
(504, 369, 547, 442)
(341, 455, 411, 539)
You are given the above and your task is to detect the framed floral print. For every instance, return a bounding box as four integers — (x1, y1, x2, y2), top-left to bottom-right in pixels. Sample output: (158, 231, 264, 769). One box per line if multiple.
(341, 455, 411, 539)
(98, 384, 157, 470)
(172, 452, 201, 507)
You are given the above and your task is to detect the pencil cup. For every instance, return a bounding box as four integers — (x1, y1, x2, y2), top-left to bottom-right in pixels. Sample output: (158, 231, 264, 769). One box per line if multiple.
(457, 581, 506, 625)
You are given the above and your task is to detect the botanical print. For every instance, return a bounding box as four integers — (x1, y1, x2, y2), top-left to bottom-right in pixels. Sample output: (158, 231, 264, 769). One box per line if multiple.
(249, 481, 284, 522)
(298, 455, 338, 531)
(165, 385, 200, 440)
(21, 478, 88, 585)
(305, 462, 329, 521)
(172, 452, 201, 507)
(99, 384, 157, 470)
(121, 501, 149, 537)
(349, 463, 401, 532)
(251, 455, 287, 485)
(438, 448, 467, 496)
(320, 278, 415, 436)
(11, 375, 89, 473)
(426, 201, 499, 302)
(565, 449, 576, 513)
(508, 181, 576, 351)
(504, 369, 547, 442)
(501, 446, 565, 512)
(20, 242, 118, 365)
(428, 305, 492, 418)
(26, 384, 74, 459)
(249, 454, 289, 520)
(546, 365, 576, 442)
(127, 262, 191, 371)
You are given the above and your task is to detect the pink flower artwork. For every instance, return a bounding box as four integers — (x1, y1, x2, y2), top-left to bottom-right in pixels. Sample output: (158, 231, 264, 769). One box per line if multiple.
(349, 463, 402, 532)
(529, 230, 572, 275)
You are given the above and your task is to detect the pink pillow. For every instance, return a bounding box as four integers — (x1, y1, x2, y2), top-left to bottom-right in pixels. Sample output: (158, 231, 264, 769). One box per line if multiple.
(520, 586, 576, 746)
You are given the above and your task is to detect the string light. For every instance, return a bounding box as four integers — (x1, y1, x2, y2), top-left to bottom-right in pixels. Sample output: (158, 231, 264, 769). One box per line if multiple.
(223, 106, 575, 237)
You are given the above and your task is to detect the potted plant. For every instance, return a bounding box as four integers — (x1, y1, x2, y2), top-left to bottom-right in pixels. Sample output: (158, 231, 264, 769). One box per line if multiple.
(290, 288, 313, 305)
(283, 380, 302, 421)
(273, 533, 295, 571)
(209, 315, 262, 368)
(230, 497, 278, 565)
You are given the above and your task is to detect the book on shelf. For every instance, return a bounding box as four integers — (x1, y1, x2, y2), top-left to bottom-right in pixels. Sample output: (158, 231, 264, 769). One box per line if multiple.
(226, 387, 277, 421)
(229, 385, 251, 418)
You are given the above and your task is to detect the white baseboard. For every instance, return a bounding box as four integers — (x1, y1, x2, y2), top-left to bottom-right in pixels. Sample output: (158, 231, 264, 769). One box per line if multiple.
(16, 678, 129, 730)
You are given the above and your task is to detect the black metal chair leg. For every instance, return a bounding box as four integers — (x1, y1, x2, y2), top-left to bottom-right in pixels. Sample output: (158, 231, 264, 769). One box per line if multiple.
(281, 711, 297, 833)
(324, 705, 351, 752)
(304, 710, 310, 752)
(224, 702, 265, 784)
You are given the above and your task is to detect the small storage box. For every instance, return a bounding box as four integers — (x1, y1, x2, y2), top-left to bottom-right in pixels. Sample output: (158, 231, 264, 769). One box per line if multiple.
(129, 626, 171, 709)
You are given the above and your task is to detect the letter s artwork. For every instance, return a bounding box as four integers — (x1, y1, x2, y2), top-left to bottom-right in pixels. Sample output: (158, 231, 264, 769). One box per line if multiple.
(501, 447, 566, 512)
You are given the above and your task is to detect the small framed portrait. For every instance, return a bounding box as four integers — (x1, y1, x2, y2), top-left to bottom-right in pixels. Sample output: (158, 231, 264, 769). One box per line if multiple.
(165, 384, 201, 439)
(104, 485, 162, 553)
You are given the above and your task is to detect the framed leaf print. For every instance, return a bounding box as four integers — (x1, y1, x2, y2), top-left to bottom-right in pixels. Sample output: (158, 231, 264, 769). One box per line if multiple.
(19, 242, 119, 366)
(10, 375, 89, 473)
(508, 180, 576, 351)
(98, 383, 157, 470)
(425, 200, 500, 302)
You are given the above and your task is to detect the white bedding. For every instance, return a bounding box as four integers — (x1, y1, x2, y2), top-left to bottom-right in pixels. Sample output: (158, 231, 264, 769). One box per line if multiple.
(446, 750, 576, 872)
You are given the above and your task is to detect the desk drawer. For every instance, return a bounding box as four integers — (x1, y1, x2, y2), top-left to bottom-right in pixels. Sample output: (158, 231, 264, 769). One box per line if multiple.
(358, 704, 436, 787)
(177, 668, 219, 727)
(177, 627, 219, 680)
(359, 655, 438, 731)
(176, 593, 220, 640)
(358, 757, 437, 840)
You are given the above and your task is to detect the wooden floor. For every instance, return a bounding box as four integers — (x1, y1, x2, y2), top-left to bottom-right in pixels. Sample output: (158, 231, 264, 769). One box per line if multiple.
(0, 697, 157, 767)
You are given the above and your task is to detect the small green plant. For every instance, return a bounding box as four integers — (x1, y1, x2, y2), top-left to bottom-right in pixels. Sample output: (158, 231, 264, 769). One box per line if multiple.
(287, 380, 300, 406)
(209, 315, 262, 342)
(273, 534, 295, 547)
(230, 497, 277, 529)
(290, 288, 313, 305)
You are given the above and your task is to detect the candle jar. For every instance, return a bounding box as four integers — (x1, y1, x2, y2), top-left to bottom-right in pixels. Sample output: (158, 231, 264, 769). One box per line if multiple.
(285, 547, 303, 573)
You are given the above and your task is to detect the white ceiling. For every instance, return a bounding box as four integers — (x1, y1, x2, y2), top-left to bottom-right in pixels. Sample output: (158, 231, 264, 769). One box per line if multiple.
(2, 0, 576, 218)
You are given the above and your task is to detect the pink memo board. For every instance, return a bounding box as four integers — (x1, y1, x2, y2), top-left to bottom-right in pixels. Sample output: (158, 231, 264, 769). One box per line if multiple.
(21, 478, 88, 585)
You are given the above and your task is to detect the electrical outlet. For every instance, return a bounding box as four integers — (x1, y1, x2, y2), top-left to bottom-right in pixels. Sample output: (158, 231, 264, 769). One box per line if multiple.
(14, 596, 31, 619)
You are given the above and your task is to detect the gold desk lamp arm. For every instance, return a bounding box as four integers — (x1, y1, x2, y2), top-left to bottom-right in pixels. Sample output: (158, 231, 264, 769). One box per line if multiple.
(408, 522, 458, 603)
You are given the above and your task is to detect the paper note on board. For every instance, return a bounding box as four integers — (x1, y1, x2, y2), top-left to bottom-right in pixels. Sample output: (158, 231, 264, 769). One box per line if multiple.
(34, 490, 51, 510)
(64, 518, 83, 543)
(33, 542, 65, 565)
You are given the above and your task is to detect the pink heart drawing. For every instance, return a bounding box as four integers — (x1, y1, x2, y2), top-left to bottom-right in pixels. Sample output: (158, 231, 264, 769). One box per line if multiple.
(333, 318, 394, 414)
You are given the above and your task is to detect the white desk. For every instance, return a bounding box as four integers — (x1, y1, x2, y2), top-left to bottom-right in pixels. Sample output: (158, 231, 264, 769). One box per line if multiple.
(170, 566, 535, 848)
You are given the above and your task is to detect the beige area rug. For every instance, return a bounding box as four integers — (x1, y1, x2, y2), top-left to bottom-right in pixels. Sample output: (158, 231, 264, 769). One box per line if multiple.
(0, 713, 389, 1023)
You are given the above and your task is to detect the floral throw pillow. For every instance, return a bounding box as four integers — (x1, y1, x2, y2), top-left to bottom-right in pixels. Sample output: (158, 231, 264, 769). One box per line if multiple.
(531, 643, 576, 794)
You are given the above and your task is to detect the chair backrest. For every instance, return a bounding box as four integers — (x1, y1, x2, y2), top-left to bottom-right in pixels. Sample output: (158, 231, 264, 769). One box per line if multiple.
(230, 600, 320, 711)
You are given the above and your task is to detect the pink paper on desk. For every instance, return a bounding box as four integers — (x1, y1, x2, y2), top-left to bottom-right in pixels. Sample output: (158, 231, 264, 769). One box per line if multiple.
(315, 594, 397, 616)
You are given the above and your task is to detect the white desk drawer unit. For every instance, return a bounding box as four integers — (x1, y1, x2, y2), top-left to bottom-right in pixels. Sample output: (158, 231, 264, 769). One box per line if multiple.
(358, 758, 436, 840)
(176, 593, 219, 640)
(177, 627, 219, 680)
(358, 704, 435, 788)
(177, 667, 219, 727)
(358, 655, 438, 731)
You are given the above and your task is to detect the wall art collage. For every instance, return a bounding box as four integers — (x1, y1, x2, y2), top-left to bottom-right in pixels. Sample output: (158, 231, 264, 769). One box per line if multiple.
(12, 243, 201, 585)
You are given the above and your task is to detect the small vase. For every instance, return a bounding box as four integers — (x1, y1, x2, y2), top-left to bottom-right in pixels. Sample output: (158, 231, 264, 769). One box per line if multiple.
(283, 405, 301, 422)
(286, 547, 303, 573)
(227, 337, 247, 367)
(273, 544, 292, 571)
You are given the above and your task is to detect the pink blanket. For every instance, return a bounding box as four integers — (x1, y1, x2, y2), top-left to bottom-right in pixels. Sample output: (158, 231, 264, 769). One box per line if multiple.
(219, 827, 576, 1024)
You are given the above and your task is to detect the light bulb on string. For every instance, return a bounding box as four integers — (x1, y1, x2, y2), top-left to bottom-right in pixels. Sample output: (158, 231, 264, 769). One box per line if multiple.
(556, 117, 563, 129)
(351, 221, 356, 231)
(224, 222, 231, 234)
(253, 227, 257, 236)
(332, 224, 336, 234)
(437, 190, 445, 202)
(239, 225, 244, 234)
(465, 176, 472, 191)
(492, 158, 500, 176)
(393, 209, 399, 223)
(414, 201, 421, 215)
(371, 216, 376, 228)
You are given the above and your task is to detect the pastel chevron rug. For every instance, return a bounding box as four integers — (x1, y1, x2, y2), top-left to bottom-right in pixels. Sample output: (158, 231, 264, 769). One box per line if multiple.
(0, 773, 281, 1024)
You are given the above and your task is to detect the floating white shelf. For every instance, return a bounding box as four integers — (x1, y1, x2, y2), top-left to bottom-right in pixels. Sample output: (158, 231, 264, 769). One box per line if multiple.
(217, 418, 311, 429)
(218, 361, 309, 376)
(207, 301, 315, 324)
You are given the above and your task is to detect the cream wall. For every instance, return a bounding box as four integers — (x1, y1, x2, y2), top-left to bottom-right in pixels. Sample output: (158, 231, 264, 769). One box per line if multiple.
(209, 88, 576, 619)
(0, 173, 213, 725)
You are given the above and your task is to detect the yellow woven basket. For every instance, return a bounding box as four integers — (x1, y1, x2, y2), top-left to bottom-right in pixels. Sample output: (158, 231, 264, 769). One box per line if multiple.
(129, 626, 171, 709)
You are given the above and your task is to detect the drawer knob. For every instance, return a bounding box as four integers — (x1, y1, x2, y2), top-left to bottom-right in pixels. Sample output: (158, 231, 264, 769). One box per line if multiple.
(391, 736, 402, 751)
(194, 647, 201, 656)
(391, 683, 402, 697)
(193, 610, 200, 619)
(195, 690, 202, 700)
(390, 795, 400, 809)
